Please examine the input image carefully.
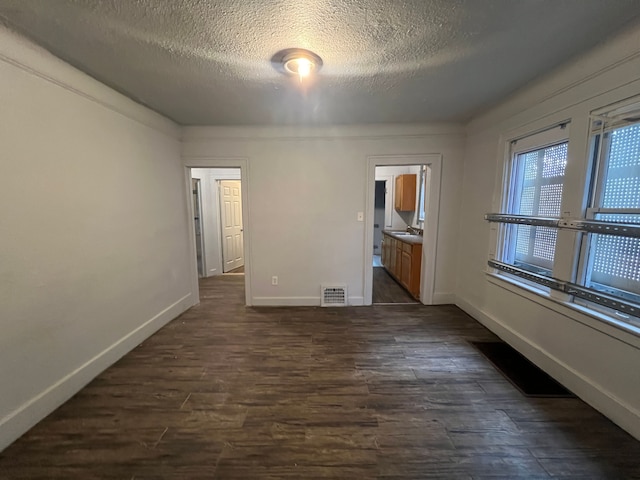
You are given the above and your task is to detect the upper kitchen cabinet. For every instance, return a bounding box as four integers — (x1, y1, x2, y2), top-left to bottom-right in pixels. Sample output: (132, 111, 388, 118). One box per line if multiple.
(394, 174, 417, 211)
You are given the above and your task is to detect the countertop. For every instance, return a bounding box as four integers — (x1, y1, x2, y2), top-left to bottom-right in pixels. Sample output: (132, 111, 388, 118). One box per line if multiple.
(382, 230, 423, 245)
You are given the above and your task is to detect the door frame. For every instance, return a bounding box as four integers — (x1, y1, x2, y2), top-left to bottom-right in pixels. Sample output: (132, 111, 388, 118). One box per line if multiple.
(183, 157, 251, 306)
(191, 177, 206, 277)
(364, 154, 442, 305)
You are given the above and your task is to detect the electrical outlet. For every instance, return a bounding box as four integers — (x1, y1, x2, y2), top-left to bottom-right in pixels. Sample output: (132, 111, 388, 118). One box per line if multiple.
(271, 276, 278, 286)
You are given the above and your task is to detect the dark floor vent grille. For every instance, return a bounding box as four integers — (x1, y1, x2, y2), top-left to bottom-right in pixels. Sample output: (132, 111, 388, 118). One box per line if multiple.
(471, 341, 575, 398)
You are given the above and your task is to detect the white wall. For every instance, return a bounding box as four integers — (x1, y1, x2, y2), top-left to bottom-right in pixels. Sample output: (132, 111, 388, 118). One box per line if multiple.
(457, 25, 640, 439)
(0, 27, 192, 450)
(183, 124, 465, 306)
(190, 168, 241, 276)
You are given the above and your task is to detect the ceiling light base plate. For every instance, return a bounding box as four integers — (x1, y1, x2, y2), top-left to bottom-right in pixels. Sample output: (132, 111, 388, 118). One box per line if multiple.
(272, 48, 323, 79)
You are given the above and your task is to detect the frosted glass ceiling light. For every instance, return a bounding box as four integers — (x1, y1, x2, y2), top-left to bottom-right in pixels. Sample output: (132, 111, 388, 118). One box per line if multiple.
(272, 48, 322, 82)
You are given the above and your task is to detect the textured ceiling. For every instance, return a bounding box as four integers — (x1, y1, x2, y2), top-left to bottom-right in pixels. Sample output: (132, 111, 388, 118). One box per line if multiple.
(1, 1, 640, 126)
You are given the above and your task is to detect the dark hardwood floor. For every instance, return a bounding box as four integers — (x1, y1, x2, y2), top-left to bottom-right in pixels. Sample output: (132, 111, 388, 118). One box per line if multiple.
(372, 266, 417, 304)
(1, 275, 639, 479)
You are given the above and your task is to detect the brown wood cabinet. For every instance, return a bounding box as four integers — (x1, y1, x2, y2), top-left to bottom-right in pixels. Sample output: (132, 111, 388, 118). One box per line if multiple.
(395, 241, 403, 279)
(394, 174, 417, 211)
(381, 234, 392, 267)
(380, 231, 422, 300)
(388, 236, 396, 273)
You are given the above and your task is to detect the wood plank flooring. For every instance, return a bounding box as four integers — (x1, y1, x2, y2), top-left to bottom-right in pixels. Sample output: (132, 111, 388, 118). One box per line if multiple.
(1, 275, 639, 479)
(372, 266, 417, 304)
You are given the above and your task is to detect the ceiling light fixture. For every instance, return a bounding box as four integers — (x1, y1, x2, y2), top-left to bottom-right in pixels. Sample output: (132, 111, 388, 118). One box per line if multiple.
(272, 48, 323, 82)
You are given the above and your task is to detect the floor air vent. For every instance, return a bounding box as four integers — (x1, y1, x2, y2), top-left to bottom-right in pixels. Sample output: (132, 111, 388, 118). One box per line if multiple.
(321, 284, 347, 307)
(471, 341, 575, 398)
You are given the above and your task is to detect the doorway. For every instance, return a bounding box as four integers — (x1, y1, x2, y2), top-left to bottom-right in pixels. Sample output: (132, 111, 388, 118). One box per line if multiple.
(371, 165, 425, 304)
(185, 159, 250, 306)
(373, 180, 386, 268)
(189, 169, 245, 276)
(365, 155, 442, 306)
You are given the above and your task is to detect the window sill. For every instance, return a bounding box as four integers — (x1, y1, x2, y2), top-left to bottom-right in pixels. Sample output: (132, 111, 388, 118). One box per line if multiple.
(485, 270, 640, 348)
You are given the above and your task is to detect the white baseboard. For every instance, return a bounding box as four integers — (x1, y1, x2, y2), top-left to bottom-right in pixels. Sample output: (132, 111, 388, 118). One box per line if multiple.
(252, 296, 320, 306)
(455, 296, 640, 441)
(251, 296, 364, 307)
(0, 293, 193, 452)
(349, 296, 364, 306)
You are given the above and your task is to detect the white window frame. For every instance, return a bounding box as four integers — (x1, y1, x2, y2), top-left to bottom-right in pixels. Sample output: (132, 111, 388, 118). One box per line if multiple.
(490, 96, 640, 332)
(574, 104, 640, 313)
(417, 165, 427, 223)
(499, 124, 570, 275)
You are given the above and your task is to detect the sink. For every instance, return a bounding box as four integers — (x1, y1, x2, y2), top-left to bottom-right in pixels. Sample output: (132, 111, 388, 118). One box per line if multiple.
(392, 232, 411, 235)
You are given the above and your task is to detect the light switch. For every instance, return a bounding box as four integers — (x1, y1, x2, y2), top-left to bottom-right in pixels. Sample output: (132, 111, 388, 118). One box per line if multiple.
(357, 212, 364, 222)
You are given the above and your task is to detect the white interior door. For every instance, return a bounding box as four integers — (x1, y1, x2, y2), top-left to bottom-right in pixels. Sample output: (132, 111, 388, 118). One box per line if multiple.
(220, 180, 244, 272)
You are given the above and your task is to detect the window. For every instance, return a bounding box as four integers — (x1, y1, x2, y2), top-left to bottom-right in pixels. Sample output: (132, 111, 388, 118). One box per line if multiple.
(487, 99, 640, 327)
(501, 126, 569, 276)
(417, 166, 427, 223)
(581, 121, 640, 305)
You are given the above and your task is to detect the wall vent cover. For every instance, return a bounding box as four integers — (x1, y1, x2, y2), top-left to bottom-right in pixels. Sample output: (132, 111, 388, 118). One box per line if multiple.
(321, 284, 347, 307)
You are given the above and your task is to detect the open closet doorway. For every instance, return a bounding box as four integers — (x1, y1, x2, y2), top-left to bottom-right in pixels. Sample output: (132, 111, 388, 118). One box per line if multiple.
(189, 168, 244, 277)
(365, 155, 442, 306)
